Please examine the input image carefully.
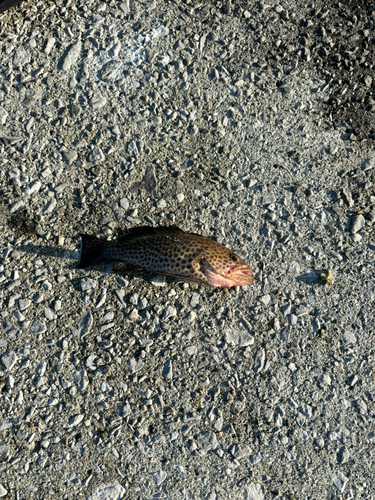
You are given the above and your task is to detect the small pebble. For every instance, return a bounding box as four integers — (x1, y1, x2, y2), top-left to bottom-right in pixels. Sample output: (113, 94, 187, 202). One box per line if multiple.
(45, 37, 56, 55)
(351, 214, 365, 234)
(0, 107, 8, 125)
(1, 351, 17, 371)
(63, 150, 78, 165)
(89, 147, 105, 163)
(157, 199, 167, 209)
(62, 40, 81, 71)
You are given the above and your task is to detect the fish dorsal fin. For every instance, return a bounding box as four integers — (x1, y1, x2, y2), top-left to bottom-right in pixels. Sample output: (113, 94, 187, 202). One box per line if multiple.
(118, 225, 185, 240)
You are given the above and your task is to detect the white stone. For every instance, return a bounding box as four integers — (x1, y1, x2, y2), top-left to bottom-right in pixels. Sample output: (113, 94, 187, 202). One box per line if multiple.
(87, 481, 125, 500)
(67, 414, 84, 428)
(62, 40, 81, 71)
(152, 470, 167, 486)
(1, 351, 17, 371)
(157, 199, 167, 209)
(331, 471, 349, 493)
(0, 107, 8, 125)
(244, 483, 264, 500)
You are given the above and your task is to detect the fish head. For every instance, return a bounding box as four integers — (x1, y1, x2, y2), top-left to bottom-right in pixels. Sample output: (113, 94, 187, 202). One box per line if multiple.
(200, 247, 254, 287)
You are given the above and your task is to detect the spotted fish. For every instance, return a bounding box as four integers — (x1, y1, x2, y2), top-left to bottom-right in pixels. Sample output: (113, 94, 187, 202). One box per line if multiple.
(78, 226, 253, 287)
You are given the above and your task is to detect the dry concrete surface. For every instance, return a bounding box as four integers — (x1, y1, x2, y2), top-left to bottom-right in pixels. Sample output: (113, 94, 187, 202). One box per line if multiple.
(0, 0, 375, 499)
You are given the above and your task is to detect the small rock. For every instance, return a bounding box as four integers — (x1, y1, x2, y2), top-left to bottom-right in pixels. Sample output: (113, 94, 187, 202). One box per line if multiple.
(157, 199, 167, 209)
(244, 483, 264, 500)
(72, 370, 89, 391)
(129, 165, 158, 196)
(30, 320, 46, 334)
(163, 305, 177, 321)
(127, 358, 144, 374)
(185, 311, 197, 323)
(62, 40, 81, 71)
(288, 261, 301, 276)
(63, 150, 78, 165)
(89, 147, 105, 163)
(45, 37, 56, 55)
(67, 414, 84, 428)
(44, 307, 57, 320)
(152, 470, 167, 486)
(365, 76, 373, 87)
(189, 124, 199, 135)
(317, 374, 331, 386)
(259, 294, 271, 306)
(175, 193, 185, 202)
(1, 351, 17, 371)
(351, 214, 365, 234)
(19, 298, 31, 311)
(262, 195, 276, 205)
(338, 399, 351, 410)
(190, 292, 200, 307)
(0, 107, 8, 125)
(36, 360, 47, 377)
(87, 481, 126, 500)
(44, 199, 57, 213)
(315, 437, 325, 449)
(253, 348, 265, 374)
(343, 331, 357, 345)
(0, 484, 8, 497)
(153, 26, 169, 37)
(231, 443, 251, 460)
(86, 354, 97, 371)
(214, 416, 223, 431)
(120, 198, 129, 210)
(0, 446, 10, 458)
(26, 181, 42, 195)
(337, 446, 350, 464)
(119, 1, 130, 15)
(196, 431, 218, 451)
(150, 276, 166, 286)
(331, 471, 349, 493)
(342, 188, 354, 207)
(101, 60, 123, 81)
(249, 452, 263, 465)
(9, 201, 24, 214)
(128, 309, 139, 320)
(91, 93, 107, 109)
(13, 49, 31, 67)
(71, 311, 93, 339)
(185, 346, 197, 356)
(81, 278, 96, 291)
(162, 360, 173, 379)
(127, 141, 138, 155)
(225, 328, 254, 347)
(347, 374, 359, 387)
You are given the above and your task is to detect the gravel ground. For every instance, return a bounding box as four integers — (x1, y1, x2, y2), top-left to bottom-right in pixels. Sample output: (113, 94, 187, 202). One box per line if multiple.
(1, 1, 375, 499)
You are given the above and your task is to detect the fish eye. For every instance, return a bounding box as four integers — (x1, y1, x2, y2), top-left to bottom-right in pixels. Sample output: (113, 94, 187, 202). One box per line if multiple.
(230, 255, 238, 262)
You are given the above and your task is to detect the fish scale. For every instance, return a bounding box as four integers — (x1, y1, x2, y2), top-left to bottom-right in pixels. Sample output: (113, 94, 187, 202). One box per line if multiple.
(78, 225, 253, 287)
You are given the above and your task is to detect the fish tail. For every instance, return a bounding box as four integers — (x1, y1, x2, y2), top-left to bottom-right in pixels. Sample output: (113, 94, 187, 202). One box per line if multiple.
(77, 234, 109, 268)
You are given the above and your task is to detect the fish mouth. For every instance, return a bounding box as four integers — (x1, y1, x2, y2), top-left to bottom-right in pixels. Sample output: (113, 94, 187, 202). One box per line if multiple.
(200, 258, 253, 287)
(228, 264, 253, 277)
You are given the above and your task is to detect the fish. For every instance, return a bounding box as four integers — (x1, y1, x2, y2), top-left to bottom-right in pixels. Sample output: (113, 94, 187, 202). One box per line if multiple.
(77, 225, 253, 288)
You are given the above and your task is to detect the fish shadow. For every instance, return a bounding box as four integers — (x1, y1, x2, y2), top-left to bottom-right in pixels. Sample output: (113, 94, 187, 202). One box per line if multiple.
(21, 242, 78, 264)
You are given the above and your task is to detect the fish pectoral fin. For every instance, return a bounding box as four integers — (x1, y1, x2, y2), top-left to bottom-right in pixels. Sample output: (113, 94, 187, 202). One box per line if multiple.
(191, 251, 205, 271)
(113, 263, 147, 275)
